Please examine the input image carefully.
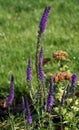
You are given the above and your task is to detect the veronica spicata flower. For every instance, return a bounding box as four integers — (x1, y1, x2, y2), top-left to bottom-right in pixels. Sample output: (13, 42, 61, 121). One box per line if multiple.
(47, 94, 54, 111)
(39, 6, 51, 33)
(47, 77, 54, 111)
(25, 98, 32, 124)
(71, 74, 77, 87)
(6, 75, 14, 107)
(26, 58, 32, 81)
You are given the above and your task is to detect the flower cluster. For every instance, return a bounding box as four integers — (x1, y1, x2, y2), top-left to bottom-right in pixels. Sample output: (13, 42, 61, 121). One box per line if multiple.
(53, 50, 68, 61)
(52, 72, 72, 82)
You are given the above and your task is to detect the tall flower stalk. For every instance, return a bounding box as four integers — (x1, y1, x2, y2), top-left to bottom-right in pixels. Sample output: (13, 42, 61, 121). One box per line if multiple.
(35, 8, 51, 117)
(36, 6, 51, 81)
(6, 75, 14, 107)
(37, 47, 45, 119)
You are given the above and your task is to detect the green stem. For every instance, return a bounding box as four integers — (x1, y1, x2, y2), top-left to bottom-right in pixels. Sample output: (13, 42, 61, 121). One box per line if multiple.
(59, 106, 63, 130)
(36, 32, 42, 82)
(72, 87, 76, 129)
(49, 112, 51, 130)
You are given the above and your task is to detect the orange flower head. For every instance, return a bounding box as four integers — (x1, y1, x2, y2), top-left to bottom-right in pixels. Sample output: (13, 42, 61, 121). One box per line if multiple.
(53, 50, 68, 61)
(52, 72, 72, 83)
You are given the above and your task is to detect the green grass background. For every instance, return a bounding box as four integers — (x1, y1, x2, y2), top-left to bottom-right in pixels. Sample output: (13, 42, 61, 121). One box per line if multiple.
(0, 0, 79, 97)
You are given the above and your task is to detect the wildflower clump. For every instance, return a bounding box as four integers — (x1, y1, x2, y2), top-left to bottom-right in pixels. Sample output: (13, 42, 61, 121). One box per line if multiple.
(36, 6, 51, 80)
(0, 6, 79, 130)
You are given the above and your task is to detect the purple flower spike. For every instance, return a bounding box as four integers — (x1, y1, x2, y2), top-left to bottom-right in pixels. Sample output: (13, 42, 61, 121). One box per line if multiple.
(47, 77, 54, 111)
(71, 74, 77, 87)
(25, 98, 32, 124)
(39, 6, 51, 33)
(39, 69, 44, 81)
(27, 115, 32, 125)
(47, 94, 54, 111)
(6, 75, 14, 107)
(26, 58, 32, 81)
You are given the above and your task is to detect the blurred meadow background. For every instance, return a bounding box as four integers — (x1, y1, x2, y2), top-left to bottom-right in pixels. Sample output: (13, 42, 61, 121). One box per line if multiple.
(0, 0, 79, 98)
